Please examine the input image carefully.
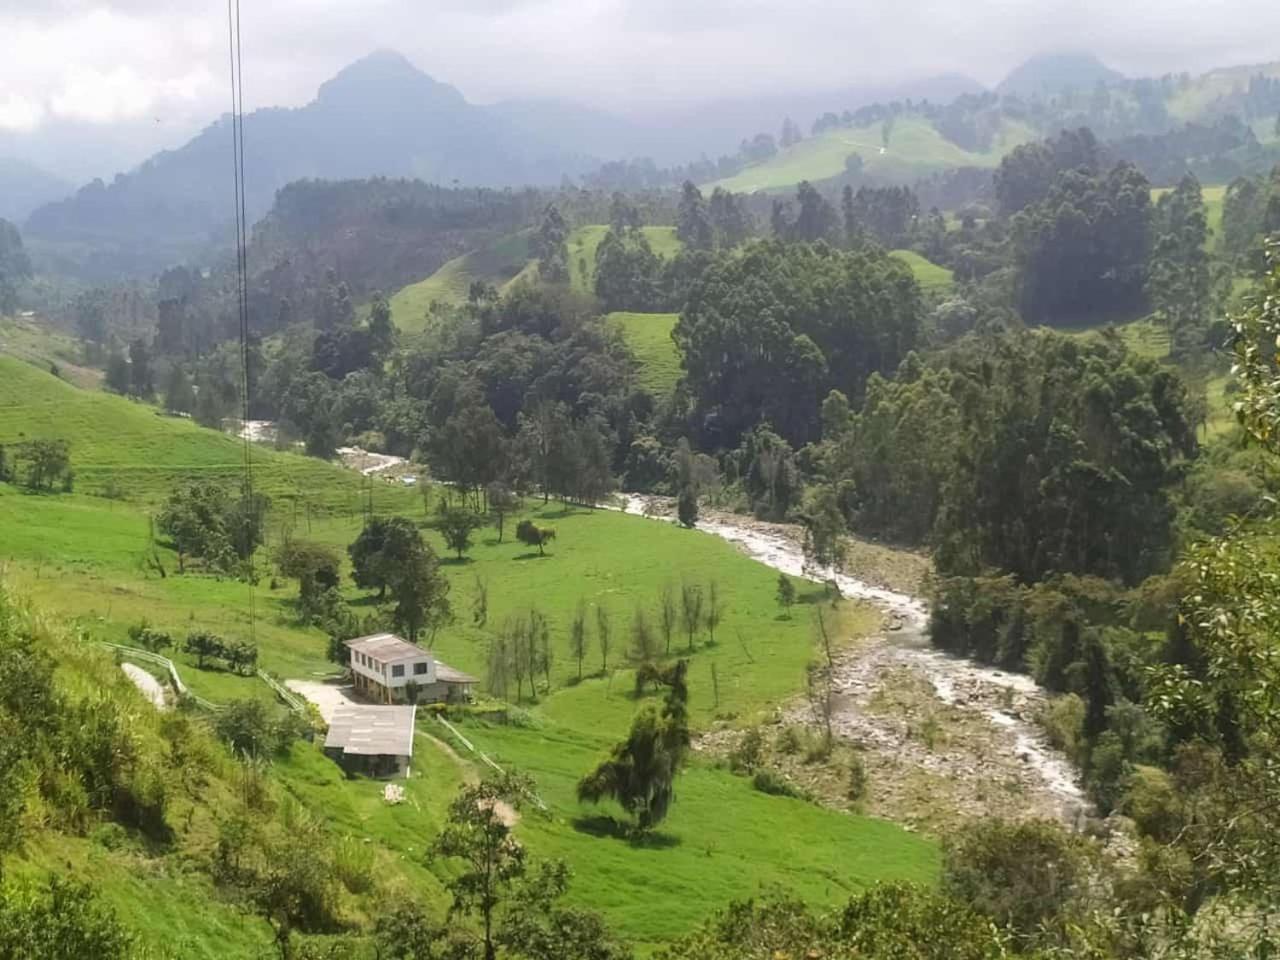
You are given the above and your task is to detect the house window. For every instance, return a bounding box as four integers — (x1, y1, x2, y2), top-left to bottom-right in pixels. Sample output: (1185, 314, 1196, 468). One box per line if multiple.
(392, 664, 404, 678)
(413, 662, 428, 676)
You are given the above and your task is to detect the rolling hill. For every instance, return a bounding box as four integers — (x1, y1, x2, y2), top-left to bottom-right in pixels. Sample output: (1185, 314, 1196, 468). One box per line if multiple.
(0, 354, 940, 953)
(389, 230, 534, 332)
(707, 115, 1035, 194)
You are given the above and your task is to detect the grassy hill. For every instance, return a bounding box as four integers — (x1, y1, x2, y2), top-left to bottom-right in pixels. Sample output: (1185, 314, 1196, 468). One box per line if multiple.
(569, 225, 682, 293)
(0, 355, 396, 510)
(889, 250, 955, 293)
(1166, 61, 1280, 123)
(1150, 184, 1227, 250)
(390, 230, 534, 332)
(609, 311, 682, 396)
(0, 314, 102, 389)
(0, 358, 939, 953)
(707, 116, 1035, 194)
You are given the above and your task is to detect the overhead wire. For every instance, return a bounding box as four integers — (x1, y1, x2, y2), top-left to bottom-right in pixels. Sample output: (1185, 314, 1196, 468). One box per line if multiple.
(227, 0, 256, 643)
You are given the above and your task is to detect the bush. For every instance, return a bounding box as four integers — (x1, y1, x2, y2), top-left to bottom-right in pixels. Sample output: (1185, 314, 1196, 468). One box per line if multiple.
(942, 818, 1091, 940)
(847, 753, 868, 802)
(729, 727, 764, 774)
(752, 768, 807, 799)
(775, 725, 804, 755)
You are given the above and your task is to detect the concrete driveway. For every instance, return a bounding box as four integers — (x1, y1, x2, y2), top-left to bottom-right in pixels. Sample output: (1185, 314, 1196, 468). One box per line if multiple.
(285, 679, 360, 723)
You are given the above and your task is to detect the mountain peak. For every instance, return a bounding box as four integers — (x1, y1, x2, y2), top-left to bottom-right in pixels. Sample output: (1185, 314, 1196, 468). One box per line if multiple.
(997, 52, 1124, 97)
(315, 50, 466, 110)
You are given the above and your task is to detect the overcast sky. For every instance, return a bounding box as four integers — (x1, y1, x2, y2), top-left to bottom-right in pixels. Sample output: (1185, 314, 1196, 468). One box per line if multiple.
(3, 0, 1280, 179)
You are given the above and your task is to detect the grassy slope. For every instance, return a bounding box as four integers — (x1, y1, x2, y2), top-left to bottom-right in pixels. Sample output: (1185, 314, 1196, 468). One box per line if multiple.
(1166, 62, 1280, 123)
(1150, 184, 1227, 250)
(889, 250, 955, 293)
(608, 311, 681, 396)
(569, 225, 681, 294)
(0, 360, 938, 951)
(708, 116, 1035, 194)
(1065, 317, 1235, 440)
(390, 231, 533, 332)
(0, 315, 103, 389)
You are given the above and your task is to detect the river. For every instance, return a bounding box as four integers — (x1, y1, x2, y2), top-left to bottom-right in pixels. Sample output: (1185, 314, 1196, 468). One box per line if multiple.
(620, 494, 1087, 825)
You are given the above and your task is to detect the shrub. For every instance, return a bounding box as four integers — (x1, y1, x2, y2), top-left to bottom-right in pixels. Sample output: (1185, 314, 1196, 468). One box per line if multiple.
(847, 753, 868, 802)
(752, 768, 807, 800)
(333, 835, 376, 894)
(729, 727, 764, 774)
(775, 725, 804, 755)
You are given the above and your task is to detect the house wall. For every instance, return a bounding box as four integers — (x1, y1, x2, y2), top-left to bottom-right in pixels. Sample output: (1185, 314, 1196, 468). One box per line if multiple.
(349, 650, 434, 690)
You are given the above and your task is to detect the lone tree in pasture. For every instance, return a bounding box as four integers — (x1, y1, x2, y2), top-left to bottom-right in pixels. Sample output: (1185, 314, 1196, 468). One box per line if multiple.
(659, 583, 677, 655)
(680, 581, 703, 652)
(800, 483, 847, 574)
(433, 774, 533, 960)
(387, 537, 452, 644)
(487, 481, 522, 543)
(433, 506, 485, 560)
(578, 660, 691, 834)
(516, 519, 556, 556)
(776, 574, 796, 616)
(705, 580, 723, 644)
(676, 485, 698, 528)
(596, 605, 612, 674)
(183, 630, 224, 670)
(570, 600, 589, 680)
(17, 438, 71, 492)
(472, 575, 489, 627)
(629, 607, 659, 664)
(274, 539, 340, 616)
(348, 516, 421, 599)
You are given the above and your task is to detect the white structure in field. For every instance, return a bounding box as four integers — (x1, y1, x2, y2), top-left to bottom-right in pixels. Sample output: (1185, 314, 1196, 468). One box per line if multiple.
(345, 633, 476, 704)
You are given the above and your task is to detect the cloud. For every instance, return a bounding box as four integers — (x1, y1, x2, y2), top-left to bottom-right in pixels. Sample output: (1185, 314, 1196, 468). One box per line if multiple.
(4, 0, 1280, 180)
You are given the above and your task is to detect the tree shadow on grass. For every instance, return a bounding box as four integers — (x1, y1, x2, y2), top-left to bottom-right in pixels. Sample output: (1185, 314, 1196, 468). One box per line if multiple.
(531, 505, 583, 521)
(571, 815, 681, 849)
(512, 552, 552, 561)
(440, 556, 475, 567)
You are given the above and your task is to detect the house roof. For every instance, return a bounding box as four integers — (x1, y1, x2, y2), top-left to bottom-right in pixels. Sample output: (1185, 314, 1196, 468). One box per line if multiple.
(324, 704, 416, 757)
(435, 661, 478, 684)
(345, 632, 427, 663)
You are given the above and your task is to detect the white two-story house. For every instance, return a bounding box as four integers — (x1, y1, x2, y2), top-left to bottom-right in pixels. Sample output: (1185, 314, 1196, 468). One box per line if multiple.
(345, 632, 476, 704)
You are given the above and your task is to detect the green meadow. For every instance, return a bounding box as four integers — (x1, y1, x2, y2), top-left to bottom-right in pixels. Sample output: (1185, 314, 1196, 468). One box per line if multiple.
(568, 225, 682, 293)
(708, 116, 1035, 194)
(0, 353, 939, 954)
(608, 311, 681, 396)
(889, 250, 955, 293)
(389, 230, 533, 332)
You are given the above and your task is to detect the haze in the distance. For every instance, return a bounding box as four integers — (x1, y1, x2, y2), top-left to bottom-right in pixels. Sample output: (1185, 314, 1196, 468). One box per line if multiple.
(3, 0, 1279, 182)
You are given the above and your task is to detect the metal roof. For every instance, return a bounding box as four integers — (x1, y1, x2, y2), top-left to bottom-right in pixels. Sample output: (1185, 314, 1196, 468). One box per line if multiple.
(324, 704, 416, 757)
(434, 661, 478, 684)
(345, 632, 427, 663)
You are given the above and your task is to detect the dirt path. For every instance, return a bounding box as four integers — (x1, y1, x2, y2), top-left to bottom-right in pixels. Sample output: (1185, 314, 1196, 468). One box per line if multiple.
(618, 493, 1087, 828)
(122, 663, 167, 709)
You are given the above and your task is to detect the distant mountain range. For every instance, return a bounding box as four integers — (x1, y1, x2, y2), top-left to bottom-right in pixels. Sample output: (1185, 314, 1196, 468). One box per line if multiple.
(17, 51, 988, 279)
(16, 47, 1280, 280)
(0, 158, 71, 223)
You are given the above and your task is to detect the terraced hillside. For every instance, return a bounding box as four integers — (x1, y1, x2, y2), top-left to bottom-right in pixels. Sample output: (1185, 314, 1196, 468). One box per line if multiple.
(608, 311, 682, 396)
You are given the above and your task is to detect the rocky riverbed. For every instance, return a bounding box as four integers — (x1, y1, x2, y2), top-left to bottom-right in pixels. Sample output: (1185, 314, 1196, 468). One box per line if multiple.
(619, 493, 1087, 830)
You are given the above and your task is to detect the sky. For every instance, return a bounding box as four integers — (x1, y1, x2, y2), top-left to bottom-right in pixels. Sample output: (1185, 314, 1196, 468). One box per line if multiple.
(3, 0, 1280, 182)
